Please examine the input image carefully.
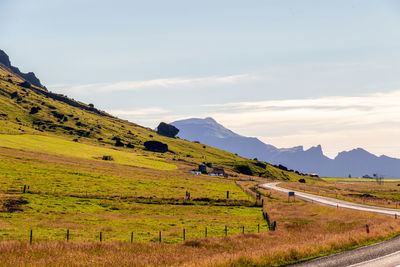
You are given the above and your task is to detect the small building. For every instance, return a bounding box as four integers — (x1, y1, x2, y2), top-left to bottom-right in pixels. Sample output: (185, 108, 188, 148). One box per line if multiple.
(190, 170, 202, 175)
(208, 168, 225, 177)
(198, 164, 207, 173)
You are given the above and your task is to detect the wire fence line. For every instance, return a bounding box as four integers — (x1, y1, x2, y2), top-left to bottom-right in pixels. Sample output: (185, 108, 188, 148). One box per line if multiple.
(21, 223, 272, 244)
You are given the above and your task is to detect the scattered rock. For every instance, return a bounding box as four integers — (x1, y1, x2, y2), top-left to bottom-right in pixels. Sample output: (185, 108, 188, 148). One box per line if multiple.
(10, 91, 18, 99)
(144, 141, 168, 153)
(156, 122, 179, 138)
(298, 178, 306, 183)
(29, 106, 41, 114)
(102, 155, 114, 161)
(18, 81, 32, 89)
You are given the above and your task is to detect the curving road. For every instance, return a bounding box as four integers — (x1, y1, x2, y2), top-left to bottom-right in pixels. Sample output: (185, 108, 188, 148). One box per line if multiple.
(259, 182, 400, 267)
(259, 182, 400, 217)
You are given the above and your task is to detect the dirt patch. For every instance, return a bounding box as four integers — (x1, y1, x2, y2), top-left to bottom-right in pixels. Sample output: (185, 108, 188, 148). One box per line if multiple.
(0, 196, 28, 212)
(346, 193, 376, 199)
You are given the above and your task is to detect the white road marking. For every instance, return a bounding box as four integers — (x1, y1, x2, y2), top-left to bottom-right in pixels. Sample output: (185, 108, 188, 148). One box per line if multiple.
(348, 250, 400, 267)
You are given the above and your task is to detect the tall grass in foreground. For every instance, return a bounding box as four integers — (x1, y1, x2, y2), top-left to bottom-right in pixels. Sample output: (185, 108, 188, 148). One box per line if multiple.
(0, 190, 399, 266)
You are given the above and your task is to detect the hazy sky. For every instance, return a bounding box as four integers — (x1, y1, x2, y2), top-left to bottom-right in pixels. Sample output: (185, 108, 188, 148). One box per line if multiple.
(1, 0, 400, 158)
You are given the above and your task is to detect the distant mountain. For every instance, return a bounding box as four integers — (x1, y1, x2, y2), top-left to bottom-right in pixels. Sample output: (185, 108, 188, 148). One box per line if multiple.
(171, 117, 400, 178)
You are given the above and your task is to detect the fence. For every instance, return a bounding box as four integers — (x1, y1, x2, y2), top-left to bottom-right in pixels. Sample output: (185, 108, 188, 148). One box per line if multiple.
(24, 223, 272, 244)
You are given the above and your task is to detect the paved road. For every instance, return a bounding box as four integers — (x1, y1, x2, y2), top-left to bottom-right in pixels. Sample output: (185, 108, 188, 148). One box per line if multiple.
(259, 182, 400, 217)
(259, 182, 400, 267)
(287, 234, 400, 267)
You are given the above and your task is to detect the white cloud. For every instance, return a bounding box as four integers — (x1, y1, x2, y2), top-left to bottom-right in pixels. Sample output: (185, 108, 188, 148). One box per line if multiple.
(53, 74, 256, 94)
(108, 107, 169, 116)
(206, 90, 400, 158)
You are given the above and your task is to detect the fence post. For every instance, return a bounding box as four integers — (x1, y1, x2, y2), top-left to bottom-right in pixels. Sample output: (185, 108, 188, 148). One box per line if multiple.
(225, 225, 227, 236)
(23, 185, 26, 194)
(242, 226, 245, 234)
(30, 229, 32, 244)
(366, 224, 370, 234)
(131, 232, 133, 243)
(159, 231, 161, 242)
(67, 229, 69, 241)
(205, 227, 207, 238)
(100, 232, 102, 242)
(227, 191, 229, 199)
(183, 228, 186, 241)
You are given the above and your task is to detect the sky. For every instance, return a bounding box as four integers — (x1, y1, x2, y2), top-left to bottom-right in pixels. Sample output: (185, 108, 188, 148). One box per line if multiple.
(1, 0, 400, 158)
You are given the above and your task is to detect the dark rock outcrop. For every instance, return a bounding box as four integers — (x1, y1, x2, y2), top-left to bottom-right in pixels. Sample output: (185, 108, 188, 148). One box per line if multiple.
(0, 49, 46, 89)
(29, 106, 41, 114)
(144, 141, 168, 153)
(18, 81, 32, 89)
(157, 122, 179, 138)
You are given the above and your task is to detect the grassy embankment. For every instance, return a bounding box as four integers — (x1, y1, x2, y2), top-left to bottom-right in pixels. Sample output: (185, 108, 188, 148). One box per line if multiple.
(0, 135, 271, 243)
(281, 177, 400, 209)
(0, 181, 399, 266)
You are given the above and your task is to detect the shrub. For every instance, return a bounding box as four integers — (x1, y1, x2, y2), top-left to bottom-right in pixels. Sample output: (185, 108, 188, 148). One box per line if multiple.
(115, 140, 124, 147)
(29, 106, 41, 114)
(18, 81, 31, 89)
(144, 141, 168, 153)
(235, 165, 253, 176)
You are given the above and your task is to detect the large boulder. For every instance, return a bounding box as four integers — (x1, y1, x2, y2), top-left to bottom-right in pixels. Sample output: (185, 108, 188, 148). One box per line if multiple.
(144, 141, 168, 153)
(157, 122, 179, 138)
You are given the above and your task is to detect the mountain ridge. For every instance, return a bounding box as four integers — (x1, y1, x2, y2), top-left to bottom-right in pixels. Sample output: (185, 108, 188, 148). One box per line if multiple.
(0, 49, 46, 89)
(171, 117, 400, 178)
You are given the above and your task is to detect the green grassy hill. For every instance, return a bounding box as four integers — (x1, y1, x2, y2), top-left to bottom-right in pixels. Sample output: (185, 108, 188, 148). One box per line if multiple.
(0, 62, 312, 243)
(0, 63, 309, 180)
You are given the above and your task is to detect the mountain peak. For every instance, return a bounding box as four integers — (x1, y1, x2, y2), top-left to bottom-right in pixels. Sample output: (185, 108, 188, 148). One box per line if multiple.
(171, 117, 240, 139)
(0, 50, 11, 67)
(307, 144, 323, 154)
(0, 49, 46, 89)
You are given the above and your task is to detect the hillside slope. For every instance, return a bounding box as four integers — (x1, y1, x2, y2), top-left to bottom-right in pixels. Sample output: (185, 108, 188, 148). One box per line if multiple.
(0, 50, 307, 181)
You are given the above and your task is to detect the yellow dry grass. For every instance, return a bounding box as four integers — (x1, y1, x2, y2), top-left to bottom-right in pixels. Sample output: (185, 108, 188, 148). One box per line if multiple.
(0, 187, 399, 266)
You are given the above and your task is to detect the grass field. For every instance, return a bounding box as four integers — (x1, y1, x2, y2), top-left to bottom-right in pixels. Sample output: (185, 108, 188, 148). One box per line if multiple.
(281, 178, 400, 209)
(0, 134, 176, 170)
(0, 183, 399, 266)
(0, 141, 266, 244)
